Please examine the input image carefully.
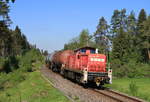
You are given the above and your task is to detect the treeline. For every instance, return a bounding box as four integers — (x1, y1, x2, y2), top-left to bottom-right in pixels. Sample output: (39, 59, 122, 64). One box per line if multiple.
(64, 9, 150, 78)
(0, 24, 30, 57)
(0, 1, 44, 97)
(0, 0, 43, 73)
(0, 0, 30, 57)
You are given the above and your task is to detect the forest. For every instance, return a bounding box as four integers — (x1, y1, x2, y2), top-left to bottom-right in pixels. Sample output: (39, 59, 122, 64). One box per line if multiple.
(0, 1, 44, 101)
(64, 8, 150, 78)
(0, 0, 43, 72)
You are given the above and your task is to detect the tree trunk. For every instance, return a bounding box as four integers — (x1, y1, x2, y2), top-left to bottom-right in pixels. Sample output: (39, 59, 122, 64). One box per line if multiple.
(148, 48, 150, 60)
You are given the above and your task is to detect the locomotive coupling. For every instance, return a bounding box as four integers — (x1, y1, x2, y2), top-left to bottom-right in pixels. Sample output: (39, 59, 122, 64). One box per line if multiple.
(95, 77, 102, 86)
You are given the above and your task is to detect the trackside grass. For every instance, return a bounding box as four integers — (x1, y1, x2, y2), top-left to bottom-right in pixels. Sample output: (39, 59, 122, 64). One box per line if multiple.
(105, 78, 150, 102)
(0, 50, 70, 102)
(0, 71, 70, 102)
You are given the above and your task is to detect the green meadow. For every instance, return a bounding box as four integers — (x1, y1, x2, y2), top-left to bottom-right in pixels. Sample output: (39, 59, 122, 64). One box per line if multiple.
(0, 71, 70, 102)
(106, 78, 150, 102)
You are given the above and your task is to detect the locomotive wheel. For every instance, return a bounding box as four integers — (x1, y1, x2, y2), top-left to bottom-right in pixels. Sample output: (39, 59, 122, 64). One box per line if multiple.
(83, 83, 88, 88)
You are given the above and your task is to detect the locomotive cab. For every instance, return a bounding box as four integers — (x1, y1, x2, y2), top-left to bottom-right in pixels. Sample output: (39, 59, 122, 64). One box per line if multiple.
(74, 47, 112, 86)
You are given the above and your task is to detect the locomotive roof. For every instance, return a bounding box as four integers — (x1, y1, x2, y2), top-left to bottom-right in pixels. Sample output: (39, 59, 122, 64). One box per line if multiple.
(74, 46, 96, 52)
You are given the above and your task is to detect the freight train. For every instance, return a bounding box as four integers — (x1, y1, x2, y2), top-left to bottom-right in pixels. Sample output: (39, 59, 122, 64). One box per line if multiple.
(45, 46, 112, 86)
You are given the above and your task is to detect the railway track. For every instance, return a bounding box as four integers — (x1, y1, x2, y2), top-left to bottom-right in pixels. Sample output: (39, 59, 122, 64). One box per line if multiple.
(41, 66, 146, 102)
(92, 88, 145, 102)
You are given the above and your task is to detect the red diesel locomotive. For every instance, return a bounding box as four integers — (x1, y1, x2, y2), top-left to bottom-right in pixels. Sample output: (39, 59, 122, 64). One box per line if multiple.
(45, 46, 112, 86)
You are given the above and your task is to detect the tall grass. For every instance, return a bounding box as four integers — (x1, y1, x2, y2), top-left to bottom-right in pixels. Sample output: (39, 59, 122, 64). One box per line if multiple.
(129, 81, 138, 96)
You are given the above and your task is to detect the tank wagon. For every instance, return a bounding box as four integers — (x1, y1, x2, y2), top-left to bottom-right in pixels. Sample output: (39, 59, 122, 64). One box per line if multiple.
(46, 47, 112, 86)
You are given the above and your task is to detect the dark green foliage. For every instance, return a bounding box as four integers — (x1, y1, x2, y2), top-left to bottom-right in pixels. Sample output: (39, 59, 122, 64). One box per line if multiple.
(19, 49, 43, 72)
(94, 17, 110, 53)
(112, 28, 128, 61)
(111, 9, 127, 37)
(0, 0, 30, 58)
(127, 11, 137, 34)
(11, 26, 30, 55)
(0, 49, 43, 91)
(79, 29, 91, 47)
(110, 9, 150, 77)
(137, 9, 147, 27)
(139, 16, 150, 63)
(0, 22, 30, 57)
(0, 24, 31, 73)
(0, 0, 12, 25)
(0, 56, 18, 73)
(136, 9, 148, 63)
(112, 59, 150, 78)
(0, 21, 12, 57)
(64, 29, 94, 50)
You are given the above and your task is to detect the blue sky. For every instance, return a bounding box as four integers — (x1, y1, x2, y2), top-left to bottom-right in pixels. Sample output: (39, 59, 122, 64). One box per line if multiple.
(10, 0, 150, 52)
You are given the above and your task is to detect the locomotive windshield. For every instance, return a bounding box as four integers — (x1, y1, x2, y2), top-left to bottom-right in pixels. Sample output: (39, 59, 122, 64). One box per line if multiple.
(79, 48, 95, 54)
(80, 49, 86, 53)
(90, 49, 95, 54)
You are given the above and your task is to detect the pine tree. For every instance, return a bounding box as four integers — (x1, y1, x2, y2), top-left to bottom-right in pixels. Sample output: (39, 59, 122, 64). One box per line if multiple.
(126, 11, 140, 61)
(137, 9, 147, 26)
(112, 28, 130, 61)
(127, 11, 137, 35)
(111, 9, 127, 37)
(79, 29, 90, 47)
(141, 16, 150, 62)
(0, 21, 12, 57)
(137, 9, 148, 62)
(137, 9, 147, 38)
(11, 26, 23, 55)
(0, 0, 12, 25)
(94, 17, 110, 53)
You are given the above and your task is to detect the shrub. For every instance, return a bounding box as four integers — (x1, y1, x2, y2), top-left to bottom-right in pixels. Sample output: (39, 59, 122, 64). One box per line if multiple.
(19, 49, 44, 72)
(0, 48, 43, 91)
(0, 58, 9, 72)
(0, 56, 19, 73)
(0, 73, 8, 90)
(0, 70, 26, 90)
(129, 81, 138, 96)
(111, 58, 150, 78)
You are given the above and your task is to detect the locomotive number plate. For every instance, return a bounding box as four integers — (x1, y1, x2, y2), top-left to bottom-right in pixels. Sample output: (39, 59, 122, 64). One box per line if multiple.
(90, 58, 105, 62)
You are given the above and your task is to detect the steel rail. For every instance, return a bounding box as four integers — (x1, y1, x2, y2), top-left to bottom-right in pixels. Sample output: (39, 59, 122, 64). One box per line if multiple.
(92, 89, 145, 102)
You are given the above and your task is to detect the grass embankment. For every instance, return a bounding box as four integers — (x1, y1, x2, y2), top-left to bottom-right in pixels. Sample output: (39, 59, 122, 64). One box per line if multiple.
(105, 78, 150, 102)
(0, 71, 70, 102)
(0, 49, 70, 102)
